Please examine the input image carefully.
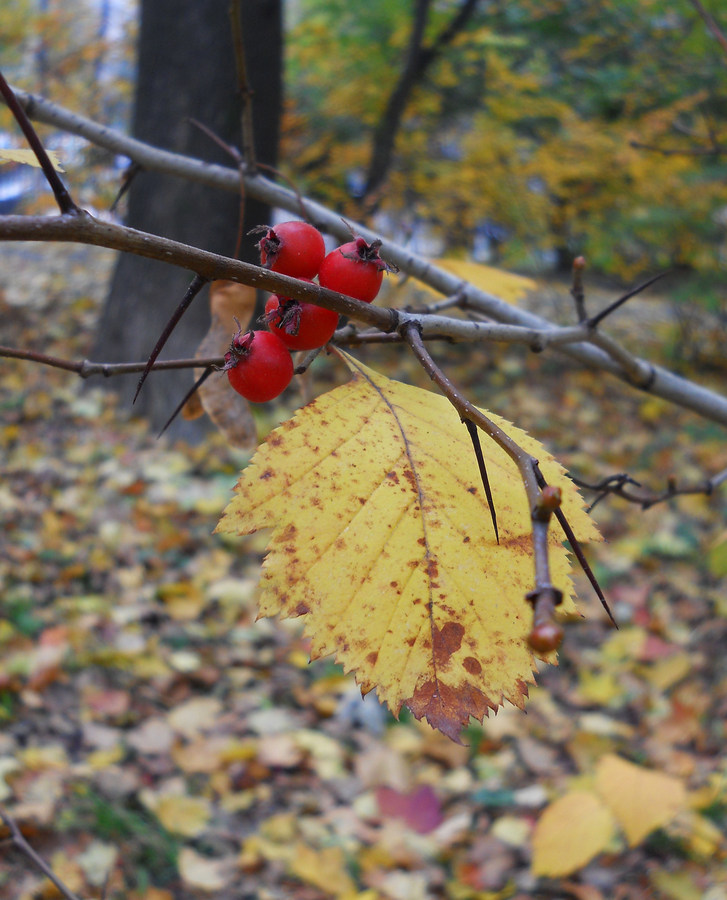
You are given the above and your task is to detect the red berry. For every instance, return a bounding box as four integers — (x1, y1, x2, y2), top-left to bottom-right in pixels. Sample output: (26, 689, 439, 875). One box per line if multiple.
(317, 236, 394, 303)
(265, 292, 339, 351)
(224, 329, 293, 403)
(253, 221, 325, 279)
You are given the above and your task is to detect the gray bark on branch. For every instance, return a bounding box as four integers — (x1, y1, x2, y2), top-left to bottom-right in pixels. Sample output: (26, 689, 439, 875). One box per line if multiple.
(4, 85, 727, 429)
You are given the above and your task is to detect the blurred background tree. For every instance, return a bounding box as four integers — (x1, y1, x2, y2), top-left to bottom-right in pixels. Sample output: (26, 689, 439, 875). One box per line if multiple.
(2, 0, 725, 392)
(92, 0, 282, 433)
(283, 0, 727, 290)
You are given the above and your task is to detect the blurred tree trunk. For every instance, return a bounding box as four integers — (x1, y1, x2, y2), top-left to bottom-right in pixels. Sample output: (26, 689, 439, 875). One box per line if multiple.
(93, 0, 282, 435)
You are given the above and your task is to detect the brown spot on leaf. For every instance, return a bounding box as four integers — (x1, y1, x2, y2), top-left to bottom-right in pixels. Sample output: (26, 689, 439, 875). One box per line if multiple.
(280, 522, 297, 541)
(386, 471, 400, 484)
(406, 679, 498, 742)
(463, 535, 470, 544)
(402, 468, 417, 491)
(367, 651, 379, 666)
(463, 656, 482, 676)
(500, 534, 531, 553)
(467, 486, 477, 494)
(260, 468, 274, 480)
(293, 602, 310, 616)
(432, 621, 464, 668)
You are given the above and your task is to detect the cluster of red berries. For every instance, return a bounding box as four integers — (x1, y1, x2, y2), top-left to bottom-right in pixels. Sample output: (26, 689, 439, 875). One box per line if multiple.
(225, 221, 393, 402)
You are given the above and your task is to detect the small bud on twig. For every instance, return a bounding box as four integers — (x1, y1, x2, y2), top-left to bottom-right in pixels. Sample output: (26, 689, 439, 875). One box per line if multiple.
(526, 586, 564, 653)
(533, 485, 562, 522)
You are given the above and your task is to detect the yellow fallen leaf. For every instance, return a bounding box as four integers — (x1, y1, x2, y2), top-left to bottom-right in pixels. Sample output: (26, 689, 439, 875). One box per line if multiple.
(594, 754, 687, 846)
(649, 869, 704, 900)
(639, 651, 692, 691)
(416, 258, 536, 304)
(666, 809, 726, 860)
(289, 842, 357, 898)
(0, 148, 65, 171)
(531, 790, 615, 877)
(155, 794, 211, 838)
(217, 354, 598, 739)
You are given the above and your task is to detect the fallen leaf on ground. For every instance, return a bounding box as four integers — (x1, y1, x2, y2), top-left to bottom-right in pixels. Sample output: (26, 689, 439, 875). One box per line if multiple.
(376, 785, 444, 834)
(594, 754, 687, 846)
(531, 790, 615, 876)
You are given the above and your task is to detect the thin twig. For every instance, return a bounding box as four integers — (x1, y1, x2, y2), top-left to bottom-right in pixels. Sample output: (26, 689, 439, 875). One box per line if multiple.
(0, 807, 83, 900)
(0, 344, 224, 378)
(229, 0, 257, 175)
(629, 139, 725, 157)
(0, 70, 79, 215)
(2, 86, 727, 424)
(572, 467, 727, 510)
(187, 117, 247, 259)
(687, 0, 727, 59)
(571, 256, 587, 323)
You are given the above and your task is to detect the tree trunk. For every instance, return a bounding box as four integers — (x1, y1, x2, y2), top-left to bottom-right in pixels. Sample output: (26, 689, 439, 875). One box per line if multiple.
(94, 0, 282, 435)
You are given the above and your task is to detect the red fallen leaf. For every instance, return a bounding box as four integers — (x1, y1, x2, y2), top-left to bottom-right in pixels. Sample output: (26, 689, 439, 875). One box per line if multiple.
(84, 688, 131, 718)
(38, 626, 69, 647)
(638, 635, 678, 661)
(375, 784, 443, 835)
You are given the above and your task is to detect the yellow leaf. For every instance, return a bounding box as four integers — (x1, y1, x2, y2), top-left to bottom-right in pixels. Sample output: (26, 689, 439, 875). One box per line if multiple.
(0, 148, 65, 171)
(594, 754, 687, 846)
(289, 842, 357, 898)
(217, 354, 598, 740)
(155, 795, 211, 837)
(417, 259, 535, 304)
(531, 790, 615, 877)
(649, 869, 704, 900)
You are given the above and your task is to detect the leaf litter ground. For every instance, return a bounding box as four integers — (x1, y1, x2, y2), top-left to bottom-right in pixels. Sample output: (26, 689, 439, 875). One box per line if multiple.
(0, 243, 726, 899)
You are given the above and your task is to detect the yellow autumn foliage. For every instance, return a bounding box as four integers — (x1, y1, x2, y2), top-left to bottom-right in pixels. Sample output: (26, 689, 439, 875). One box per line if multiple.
(217, 354, 598, 740)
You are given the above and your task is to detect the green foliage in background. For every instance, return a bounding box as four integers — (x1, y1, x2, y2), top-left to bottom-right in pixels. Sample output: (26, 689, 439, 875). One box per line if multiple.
(283, 0, 727, 284)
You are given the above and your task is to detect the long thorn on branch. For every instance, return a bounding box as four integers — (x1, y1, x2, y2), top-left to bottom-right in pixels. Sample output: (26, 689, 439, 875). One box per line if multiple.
(133, 274, 209, 403)
(0, 70, 79, 216)
(588, 270, 671, 329)
(463, 418, 499, 544)
(401, 322, 568, 645)
(158, 365, 215, 437)
(532, 463, 616, 627)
